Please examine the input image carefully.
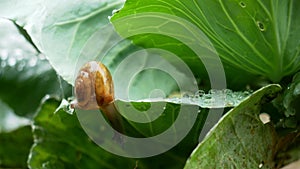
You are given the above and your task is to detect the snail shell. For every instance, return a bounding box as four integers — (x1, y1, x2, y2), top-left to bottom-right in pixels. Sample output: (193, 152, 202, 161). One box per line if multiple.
(72, 61, 114, 110)
(72, 61, 124, 139)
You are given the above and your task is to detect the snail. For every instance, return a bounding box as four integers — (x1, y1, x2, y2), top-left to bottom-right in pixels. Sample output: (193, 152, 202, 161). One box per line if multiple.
(71, 61, 123, 135)
(71, 61, 114, 110)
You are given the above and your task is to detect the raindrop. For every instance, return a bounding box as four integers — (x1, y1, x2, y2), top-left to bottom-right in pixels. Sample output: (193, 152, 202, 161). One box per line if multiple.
(203, 95, 212, 100)
(8, 57, 16, 67)
(38, 53, 46, 60)
(14, 48, 23, 60)
(182, 93, 190, 98)
(239, 1, 246, 8)
(181, 92, 193, 104)
(28, 57, 37, 67)
(208, 89, 217, 94)
(256, 21, 266, 31)
(223, 89, 233, 94)
(17, 62, 25, 71)
(259, 162, 264, 168)
(1, 61, 6, 68)
(165, 89, 252, 108)
(195, 90, 205, 97)
(0, 50, 8, 60)
(112, 9, 120, 14)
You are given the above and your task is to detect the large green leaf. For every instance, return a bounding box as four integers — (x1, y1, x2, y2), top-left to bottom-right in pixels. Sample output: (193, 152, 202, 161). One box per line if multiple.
(0, 126, 33, 168)
(29, 98, 208, 169)
(0, 101, 30, 132)
(0, 0, 125, 84)
(0, 18, 71, 116)
(283, 72, 300, 118)
(0, 99, 32, 168)
(275, 136, 300, 168)
(29, 99, 137, 169)
(184, 84, 281, 169)
(111, 0, 300, 83)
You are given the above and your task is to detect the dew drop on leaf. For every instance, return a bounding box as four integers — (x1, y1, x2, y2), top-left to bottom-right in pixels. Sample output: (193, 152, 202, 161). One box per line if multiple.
(17, 62, 26, 71)
(182, 93, 190, 98)
(239, 1, 246, 8)
(8, 57, 16, 66)
(166, 89, 251, 108)
(1, 61, 6, 68)
(195, 90, 205, 97)
(38, 53, 46, 60)
(0, 49, 8, 60)
(14, 49, 23, 61)
(256, 21, 266, 31)
(28, 57, 37, 67)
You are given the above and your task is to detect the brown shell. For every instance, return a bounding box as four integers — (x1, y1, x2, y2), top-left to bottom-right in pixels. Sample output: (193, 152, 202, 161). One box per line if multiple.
(73, 61, 114, 110)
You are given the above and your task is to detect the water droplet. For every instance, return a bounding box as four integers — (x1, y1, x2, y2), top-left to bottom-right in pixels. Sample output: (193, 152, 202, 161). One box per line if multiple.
(165, 89, 252, 108)
(182, 93, 190, 98)
(208, 89, 217, 94)
(256, 21, 266, 31)
(17, 62, 25, 71)
(38, 53, 46, 60)
(195, 90, 205, 97)
(112, 9, 120, 15)
(203, 95, 212, 100)
(239, 1, 246, 8)
(1, 61, 6, 68)
(14, 49, 23, 60)
(28, 57, 37, 67)
(0, 50, 8, 60)
(8, 57, 16, 67)
(17, 64, 24, 72)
